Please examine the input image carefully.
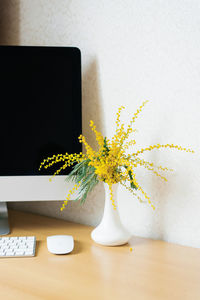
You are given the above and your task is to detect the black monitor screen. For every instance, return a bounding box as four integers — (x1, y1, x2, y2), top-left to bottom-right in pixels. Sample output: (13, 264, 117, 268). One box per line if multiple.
(0, 46, 82, 175)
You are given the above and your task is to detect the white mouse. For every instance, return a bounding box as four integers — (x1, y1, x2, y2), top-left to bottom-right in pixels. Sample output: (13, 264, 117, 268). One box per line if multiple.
(47, 235, 74, 254)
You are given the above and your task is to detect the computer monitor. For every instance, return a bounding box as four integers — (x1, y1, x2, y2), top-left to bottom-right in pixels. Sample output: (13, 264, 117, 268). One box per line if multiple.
(0, 46, 82, 234)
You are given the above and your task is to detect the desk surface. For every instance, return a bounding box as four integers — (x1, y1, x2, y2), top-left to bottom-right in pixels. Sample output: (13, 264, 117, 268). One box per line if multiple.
(0, 210, 200, 300)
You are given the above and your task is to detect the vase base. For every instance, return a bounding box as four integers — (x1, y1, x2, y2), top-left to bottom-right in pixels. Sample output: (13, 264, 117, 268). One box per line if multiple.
(91, 227, 131, 246)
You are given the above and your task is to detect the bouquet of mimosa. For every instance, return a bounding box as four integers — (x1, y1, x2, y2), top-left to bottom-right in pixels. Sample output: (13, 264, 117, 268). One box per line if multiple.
(39, 101, 194, 211)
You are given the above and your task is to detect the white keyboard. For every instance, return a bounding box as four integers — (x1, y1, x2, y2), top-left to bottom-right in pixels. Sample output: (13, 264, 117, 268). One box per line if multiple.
(0, 236, 36, 257)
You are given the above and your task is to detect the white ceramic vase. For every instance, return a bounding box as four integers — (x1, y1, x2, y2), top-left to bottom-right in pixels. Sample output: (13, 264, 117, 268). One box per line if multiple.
(91, 183, 131, 246)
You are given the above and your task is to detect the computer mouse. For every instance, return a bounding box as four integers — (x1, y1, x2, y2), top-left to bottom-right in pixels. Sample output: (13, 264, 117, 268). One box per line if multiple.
(47, 235, 74, 254)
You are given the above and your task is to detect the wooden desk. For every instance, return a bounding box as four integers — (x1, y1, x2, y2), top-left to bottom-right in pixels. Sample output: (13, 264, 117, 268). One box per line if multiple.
(0, 210, 200, 300)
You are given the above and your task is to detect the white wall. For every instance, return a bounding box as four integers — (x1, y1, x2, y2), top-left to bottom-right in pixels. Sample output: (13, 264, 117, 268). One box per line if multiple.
(2, 0, 200, 248)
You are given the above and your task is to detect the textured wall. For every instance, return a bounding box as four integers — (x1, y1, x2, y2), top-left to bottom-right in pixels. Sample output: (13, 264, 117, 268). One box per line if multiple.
(1, 0, 200, 248)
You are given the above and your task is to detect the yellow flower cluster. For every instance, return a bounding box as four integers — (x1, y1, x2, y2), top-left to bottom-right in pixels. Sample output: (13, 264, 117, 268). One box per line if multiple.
(39, 101, 194, 211)
(78, 135, 96, 161)
(60, 181, 81, 211)
(133, 144, 194, 156)
(39, 153, 83, 172)
(78, 102, 193, 209)
(89, 120, 104, 148)
(39, 152, 85, 182)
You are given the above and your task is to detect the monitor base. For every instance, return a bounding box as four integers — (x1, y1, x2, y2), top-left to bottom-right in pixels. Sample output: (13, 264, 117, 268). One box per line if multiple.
(0, 202, 10, 235)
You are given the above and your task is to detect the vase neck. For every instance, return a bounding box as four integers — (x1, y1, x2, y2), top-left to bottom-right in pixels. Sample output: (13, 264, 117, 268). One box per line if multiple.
(103, 183, 119, 208)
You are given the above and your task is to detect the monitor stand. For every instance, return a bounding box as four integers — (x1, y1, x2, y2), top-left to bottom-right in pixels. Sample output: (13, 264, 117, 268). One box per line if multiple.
(0, 202, 10, 235)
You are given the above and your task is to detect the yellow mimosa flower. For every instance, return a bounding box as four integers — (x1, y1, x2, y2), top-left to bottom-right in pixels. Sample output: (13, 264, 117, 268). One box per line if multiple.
(39, 102, 194, 211)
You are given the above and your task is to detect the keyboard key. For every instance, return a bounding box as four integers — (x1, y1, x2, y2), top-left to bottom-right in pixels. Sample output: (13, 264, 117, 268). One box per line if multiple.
(15, 251, 25, 256)
(27, 237, 35, 240)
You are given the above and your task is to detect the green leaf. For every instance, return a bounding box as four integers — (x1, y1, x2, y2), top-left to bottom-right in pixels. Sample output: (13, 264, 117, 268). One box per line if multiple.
(128, 170, 137, 190)
(79, 177, 98, 204)
(123, 165, 137, 190)
(102, 137, 110, 157)
(64, 158, 99, 204)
